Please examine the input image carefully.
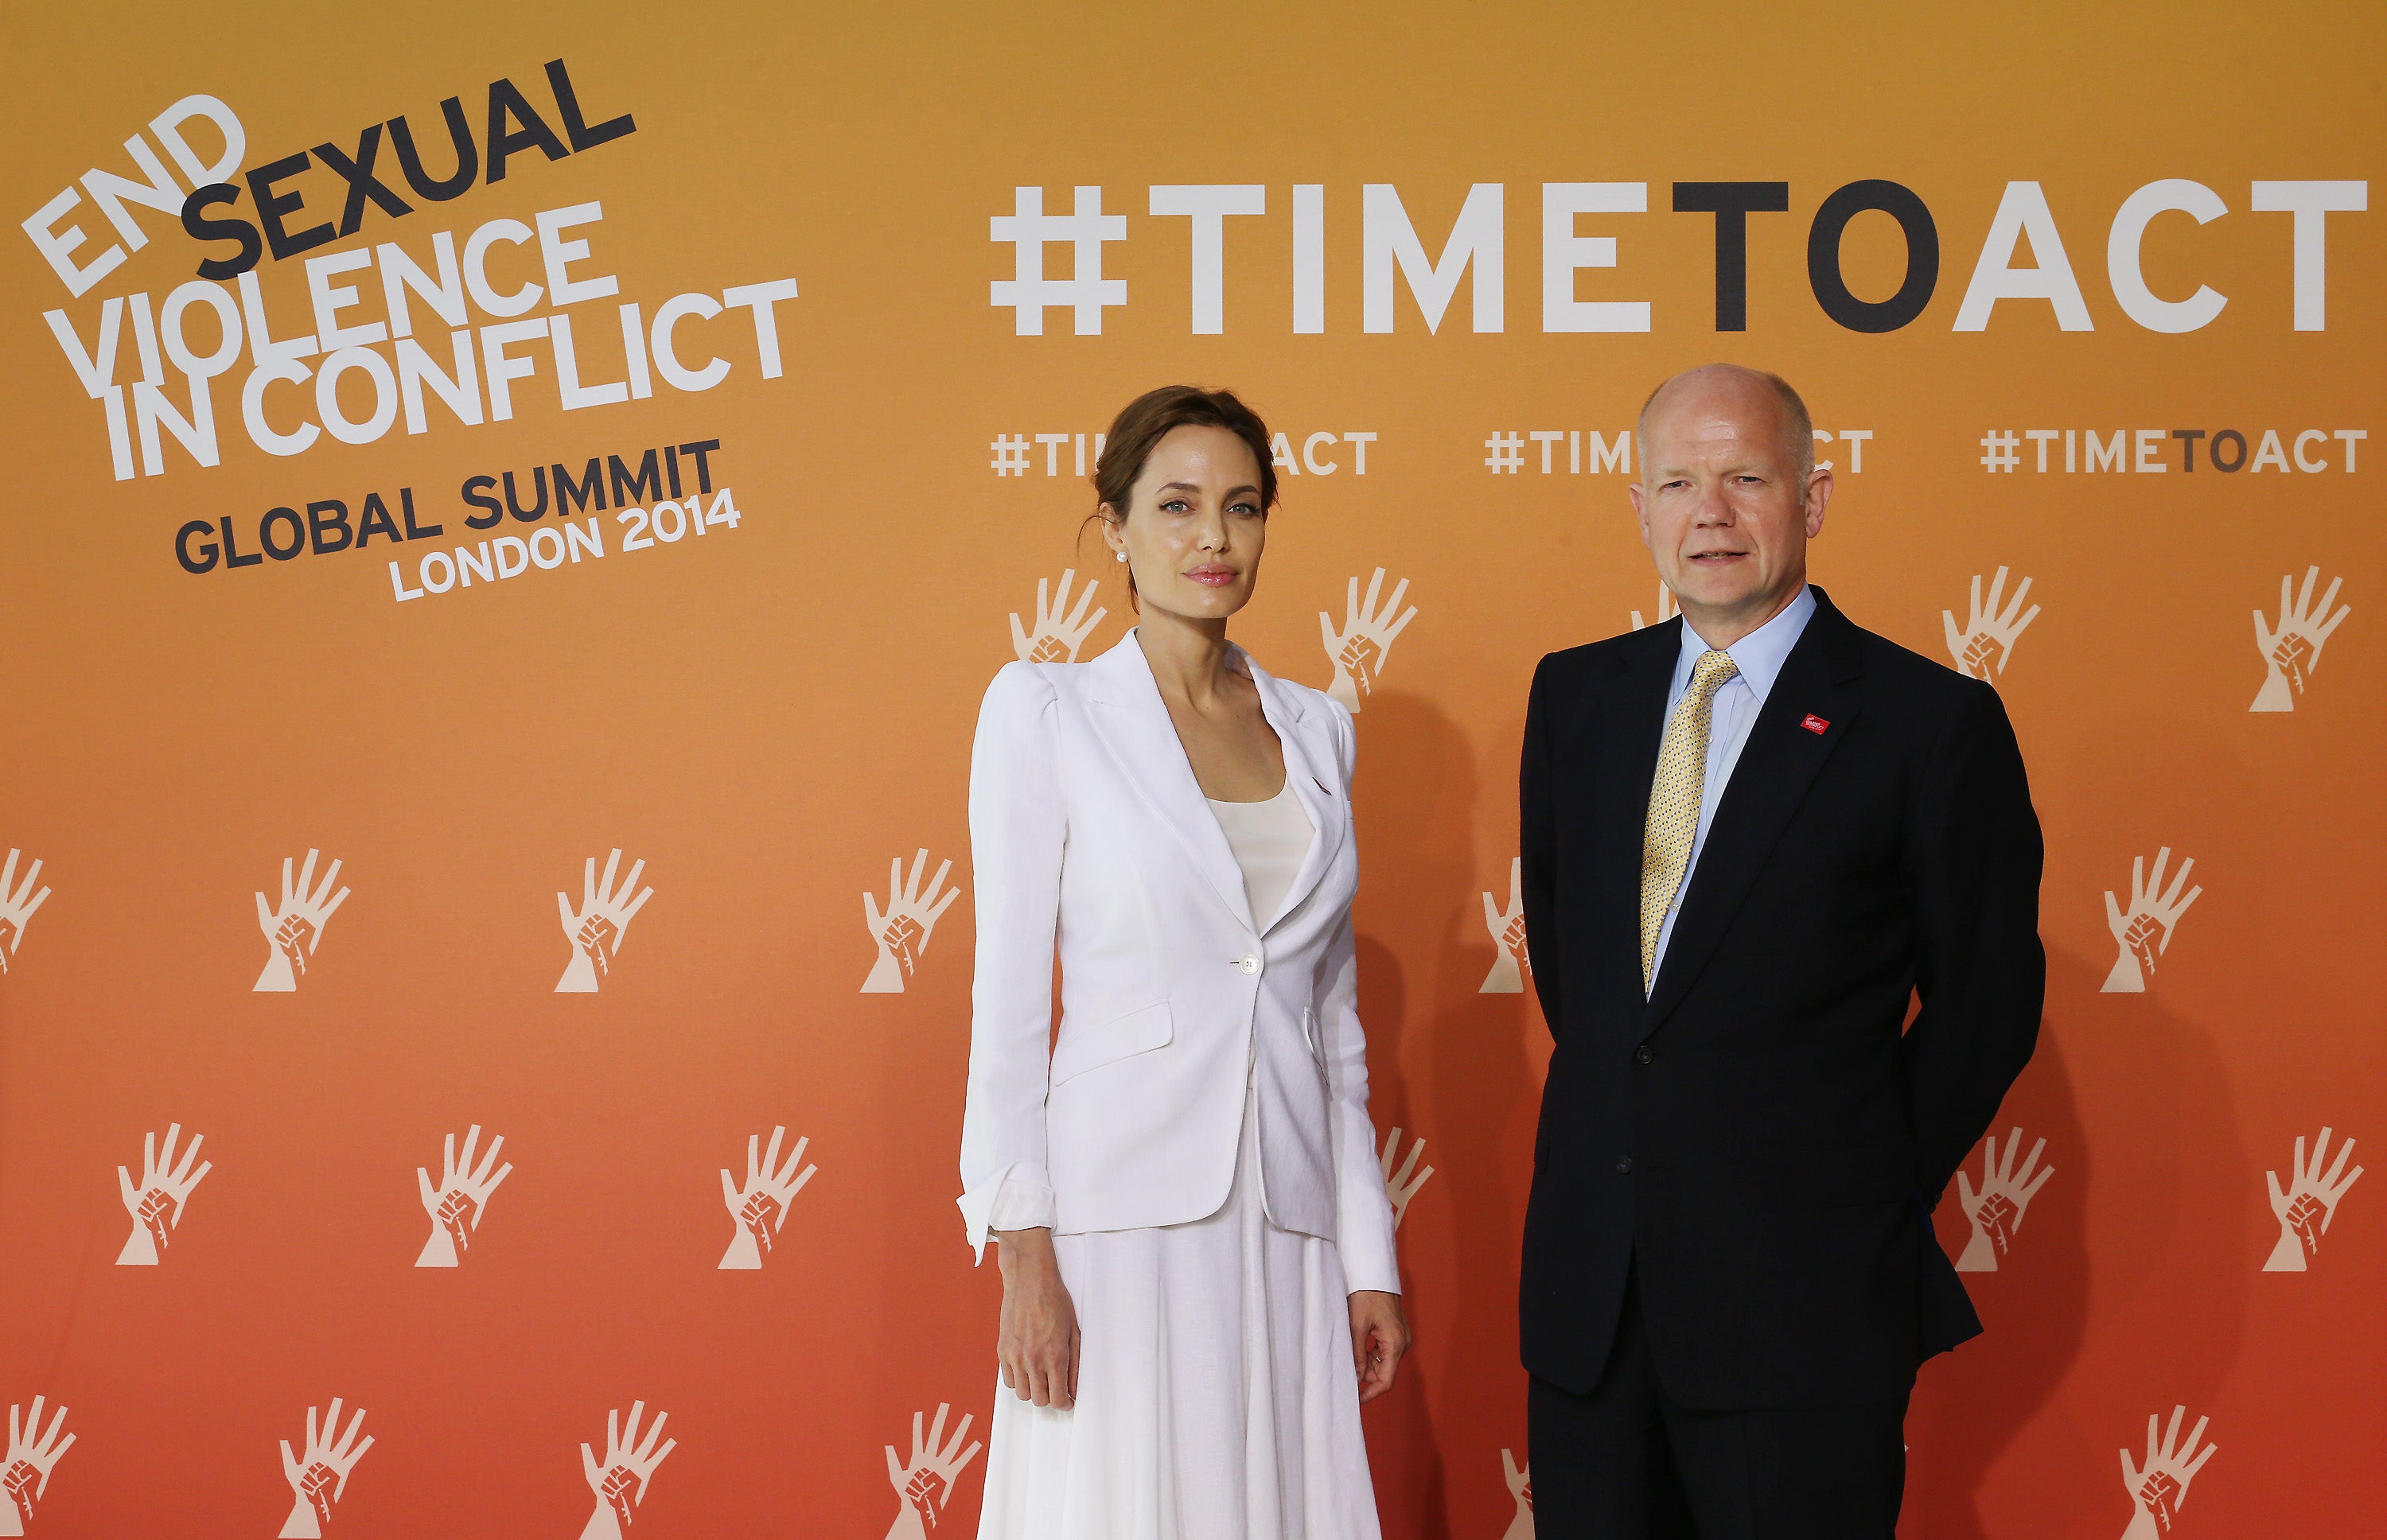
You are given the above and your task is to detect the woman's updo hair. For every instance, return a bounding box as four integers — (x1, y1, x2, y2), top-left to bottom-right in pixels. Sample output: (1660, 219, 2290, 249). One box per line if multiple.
(1094, 386, 1277, 521)
(1088, 387, 1277, 604)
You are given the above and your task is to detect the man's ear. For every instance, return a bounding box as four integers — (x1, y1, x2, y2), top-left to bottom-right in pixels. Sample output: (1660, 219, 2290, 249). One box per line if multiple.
(1802, 468, 1834, 537)
(1628, 483, 1653, 549)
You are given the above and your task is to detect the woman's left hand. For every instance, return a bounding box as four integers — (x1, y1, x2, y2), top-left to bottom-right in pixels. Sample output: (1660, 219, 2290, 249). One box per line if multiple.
(1348, 1289, 1410, 1402)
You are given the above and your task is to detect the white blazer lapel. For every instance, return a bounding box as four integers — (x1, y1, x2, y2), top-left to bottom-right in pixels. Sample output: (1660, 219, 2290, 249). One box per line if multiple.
(1084, 632, 1258, 933)
(1246, 653, 1345, 934)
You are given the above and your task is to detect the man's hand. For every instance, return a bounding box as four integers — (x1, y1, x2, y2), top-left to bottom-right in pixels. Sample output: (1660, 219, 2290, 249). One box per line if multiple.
(1349, 1289, 1410, 1403)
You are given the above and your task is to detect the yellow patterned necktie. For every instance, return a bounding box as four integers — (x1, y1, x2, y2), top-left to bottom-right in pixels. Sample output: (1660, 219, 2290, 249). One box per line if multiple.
(1641, 649, 1740, 990)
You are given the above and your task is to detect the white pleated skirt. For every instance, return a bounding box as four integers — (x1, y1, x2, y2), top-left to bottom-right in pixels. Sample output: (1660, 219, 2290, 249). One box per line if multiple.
(975, 1086, 1384, 1540)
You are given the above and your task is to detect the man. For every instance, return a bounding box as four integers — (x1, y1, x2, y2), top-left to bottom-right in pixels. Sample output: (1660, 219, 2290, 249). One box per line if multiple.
(1517, 364, 2044, 1537)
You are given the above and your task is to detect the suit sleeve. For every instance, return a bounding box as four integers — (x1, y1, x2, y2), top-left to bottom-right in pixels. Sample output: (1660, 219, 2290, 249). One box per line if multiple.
(956, 663, 1065, 1259)
(1902, 679, 2046, 1206)
(1315, 699, 1402, 1296)
(1519, 654, 1564, 1038)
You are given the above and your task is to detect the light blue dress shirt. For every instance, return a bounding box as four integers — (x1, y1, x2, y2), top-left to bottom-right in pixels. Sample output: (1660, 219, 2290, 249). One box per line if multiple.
(1647, 585, 1817, 987)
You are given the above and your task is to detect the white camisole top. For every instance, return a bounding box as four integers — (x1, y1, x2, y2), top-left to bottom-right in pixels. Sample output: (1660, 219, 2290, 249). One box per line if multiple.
(1206, 778, 1315, 928)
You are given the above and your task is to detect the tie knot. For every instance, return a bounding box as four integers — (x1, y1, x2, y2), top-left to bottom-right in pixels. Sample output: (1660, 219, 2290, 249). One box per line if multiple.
(1689, 649, 1739, 696)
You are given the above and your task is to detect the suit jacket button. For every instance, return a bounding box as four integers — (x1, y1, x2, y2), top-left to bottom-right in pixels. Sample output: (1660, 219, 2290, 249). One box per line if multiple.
(1634, 1044, 1654, 1066)
(1615, 1156, 1634, 1174)
(1236, 955, 1260, 974)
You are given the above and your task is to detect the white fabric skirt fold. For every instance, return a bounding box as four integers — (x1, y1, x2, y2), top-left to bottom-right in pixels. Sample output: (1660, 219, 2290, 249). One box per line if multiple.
(975, 1086, 1383, 1540)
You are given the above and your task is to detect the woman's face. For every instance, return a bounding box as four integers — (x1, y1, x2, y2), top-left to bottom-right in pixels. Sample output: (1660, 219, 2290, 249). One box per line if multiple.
(1102, 425, 1268, 626)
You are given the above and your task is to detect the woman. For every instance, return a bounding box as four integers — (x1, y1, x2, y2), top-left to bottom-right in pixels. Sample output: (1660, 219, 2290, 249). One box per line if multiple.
(959, 386, 1410, 1538)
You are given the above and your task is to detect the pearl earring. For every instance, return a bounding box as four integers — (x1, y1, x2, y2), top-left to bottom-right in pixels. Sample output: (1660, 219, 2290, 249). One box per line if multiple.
(1116, 552, 1127, 562)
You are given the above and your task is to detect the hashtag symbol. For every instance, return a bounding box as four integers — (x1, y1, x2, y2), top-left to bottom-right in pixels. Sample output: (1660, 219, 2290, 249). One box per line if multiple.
(1484, 431, 1524, 474)
(990, 434, 1032, 477)
(1979, 430, 2020, 472)
(990, 186, 1130, 336)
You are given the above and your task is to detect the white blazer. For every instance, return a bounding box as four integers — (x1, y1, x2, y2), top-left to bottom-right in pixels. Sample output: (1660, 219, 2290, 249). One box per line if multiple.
(956, 631, 1401, 1296)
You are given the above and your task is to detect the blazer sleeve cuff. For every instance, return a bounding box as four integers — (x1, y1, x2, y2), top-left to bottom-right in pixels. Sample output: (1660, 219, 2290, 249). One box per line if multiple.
(957, 1159, 1054, 1263)
(1338, 1189, 1403, 1296)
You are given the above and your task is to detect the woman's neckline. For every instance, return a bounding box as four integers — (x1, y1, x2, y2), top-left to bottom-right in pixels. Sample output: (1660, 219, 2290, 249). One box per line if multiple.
(1205, 776, 1293, 808)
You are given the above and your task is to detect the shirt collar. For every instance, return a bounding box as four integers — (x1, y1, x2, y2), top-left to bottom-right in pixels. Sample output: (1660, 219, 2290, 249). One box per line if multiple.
(1673, 584, 1817, 704)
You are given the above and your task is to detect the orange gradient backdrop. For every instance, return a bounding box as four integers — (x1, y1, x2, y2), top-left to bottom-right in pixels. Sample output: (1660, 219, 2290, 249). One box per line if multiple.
(1, 3, 2381, 1537)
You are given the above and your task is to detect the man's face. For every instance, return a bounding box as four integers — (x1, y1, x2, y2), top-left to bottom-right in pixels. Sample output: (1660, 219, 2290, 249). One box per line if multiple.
(1629, 372, 1831, 643)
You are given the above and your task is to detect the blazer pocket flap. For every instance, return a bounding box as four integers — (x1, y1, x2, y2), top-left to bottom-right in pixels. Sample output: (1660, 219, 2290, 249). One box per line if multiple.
(1050, 1000, 1174, 1087)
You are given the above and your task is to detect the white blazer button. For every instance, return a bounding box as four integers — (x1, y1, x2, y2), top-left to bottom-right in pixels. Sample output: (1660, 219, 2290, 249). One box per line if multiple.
(1236, 955, 1260, 974)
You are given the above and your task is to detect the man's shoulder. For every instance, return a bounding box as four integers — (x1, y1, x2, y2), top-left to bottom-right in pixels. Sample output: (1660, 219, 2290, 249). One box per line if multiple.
(1824, 605, 2002, 731)
(1534, 622, 1675, 694)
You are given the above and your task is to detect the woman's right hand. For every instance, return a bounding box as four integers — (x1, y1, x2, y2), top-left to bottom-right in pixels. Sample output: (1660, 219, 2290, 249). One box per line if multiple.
(995, 1227, 1081, 1409)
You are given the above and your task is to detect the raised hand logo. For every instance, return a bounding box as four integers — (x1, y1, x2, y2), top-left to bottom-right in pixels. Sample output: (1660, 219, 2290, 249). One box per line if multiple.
(2119, 1406, 2216, 1539)
(556, 850, 655, 993)
(1943, 566, 2042, 680)
(1010, 568, 1108, 663)
(862, 850, 961, 994)
(2250, 566, 2350, 712)
(1320, 568, 1418, 712)
(253, 850, 350, 992)
(1, 1398, 73, 1537)
(1954, 1127, 2054, 1271)
(718, 1126, 817, 1269)
(1500, 1448, 1534, 1540)
(277, 1399, 372, 1538)
(1380, 1127, 1434, 1231)
(2101, 848, 2202, 994)
(115, 1122, 211, 1266)
(579, 1402, 676, 1540)
(1481, 855, 1531, 993)
(883, 1404, 980, 1540)
(0, 850, 51, 976)
(415, 1126, 513, 1268)
(2263, 1126, 2362, 1272)
(1629, 583, 1677, 632)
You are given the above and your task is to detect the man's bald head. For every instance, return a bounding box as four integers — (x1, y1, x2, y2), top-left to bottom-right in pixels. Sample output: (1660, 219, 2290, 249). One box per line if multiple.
(1638, 364, 1815, 481)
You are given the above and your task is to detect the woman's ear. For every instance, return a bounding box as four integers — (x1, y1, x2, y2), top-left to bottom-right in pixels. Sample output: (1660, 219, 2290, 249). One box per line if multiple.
(1099, 507, 1127, 556)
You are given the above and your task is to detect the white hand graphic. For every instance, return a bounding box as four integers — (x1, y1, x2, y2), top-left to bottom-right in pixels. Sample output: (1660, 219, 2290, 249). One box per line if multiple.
(278, 1398, 372, 1538)
(415, 1126, 513, 1268)
(0, 850, 51, 975)
(1630, 583, 1677, 632)
(556, 850, 655, 994)
(2250, 566, 2350, 712)
(115, 1122, 211, 1266)
(2, 1398, 74, 1538)
(253, 850, 350, 992)
(2263, 1126, 2362, 1272)
(1954, 1127, 2054, 1271)
(1942, 566, 2042, 681)
(883, 1404, 981, 1540)
(1481, 855, 1531, 993)
(2101, 848, 2201, 994)
(1320, 568, 1418, 712)
(1010, 568, 1108, 663)
(2119, 1406, 2216, 1539)
(1380, 1126, 1435, 1231)
(579, 1402, 676, 1540)
(862, 850, 961, 994)
(719, 1126, 817, 1269)
(1499, 1448, 1534, 1540)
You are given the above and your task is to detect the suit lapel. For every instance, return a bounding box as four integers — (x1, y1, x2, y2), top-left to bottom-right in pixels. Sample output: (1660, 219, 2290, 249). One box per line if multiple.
(1082, 632, 1257, 933)
(1248, 655, 1341, 933)
(1592, 621, 1683, 950)
(1643, 595, 1865, 1030)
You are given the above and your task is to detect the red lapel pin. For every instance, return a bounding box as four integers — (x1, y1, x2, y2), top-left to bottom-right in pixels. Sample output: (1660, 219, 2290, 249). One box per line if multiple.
(1801, 714, 1830, 735)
